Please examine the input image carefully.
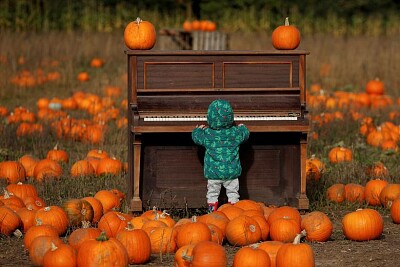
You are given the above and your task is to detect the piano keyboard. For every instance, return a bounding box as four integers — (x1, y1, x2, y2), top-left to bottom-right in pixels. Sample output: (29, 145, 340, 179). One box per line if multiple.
(143, 116, 298, 122)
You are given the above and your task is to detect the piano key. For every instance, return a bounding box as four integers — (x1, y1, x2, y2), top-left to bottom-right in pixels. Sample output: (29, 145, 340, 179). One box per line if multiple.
(143, 116, 298, 121)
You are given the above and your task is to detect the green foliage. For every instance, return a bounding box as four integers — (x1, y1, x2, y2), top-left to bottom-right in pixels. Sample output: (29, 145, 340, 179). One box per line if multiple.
(1, 0, 400, 35)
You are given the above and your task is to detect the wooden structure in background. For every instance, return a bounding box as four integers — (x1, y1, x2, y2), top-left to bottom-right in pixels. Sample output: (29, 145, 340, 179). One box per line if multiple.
(126, 50, 310, 212)
(159, 29, 228, 50)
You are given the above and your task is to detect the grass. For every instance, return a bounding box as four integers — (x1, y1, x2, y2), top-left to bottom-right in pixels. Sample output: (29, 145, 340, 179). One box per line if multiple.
(1, 30, 400, 219)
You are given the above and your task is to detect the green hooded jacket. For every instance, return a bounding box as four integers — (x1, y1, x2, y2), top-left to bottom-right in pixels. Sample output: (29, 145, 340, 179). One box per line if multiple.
(192, 99, 250, 180)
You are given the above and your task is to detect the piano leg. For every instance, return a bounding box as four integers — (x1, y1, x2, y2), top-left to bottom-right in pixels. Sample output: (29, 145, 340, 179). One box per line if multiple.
(130, 134, 143, 212)
(298, 132, 310, 209)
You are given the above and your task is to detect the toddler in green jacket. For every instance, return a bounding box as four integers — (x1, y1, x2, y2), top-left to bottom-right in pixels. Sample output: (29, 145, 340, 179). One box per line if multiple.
(192, 99, 250, 212)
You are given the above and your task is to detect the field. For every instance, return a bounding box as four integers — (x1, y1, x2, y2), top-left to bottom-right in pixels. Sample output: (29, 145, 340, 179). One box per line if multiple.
(1, 30, 400, 266)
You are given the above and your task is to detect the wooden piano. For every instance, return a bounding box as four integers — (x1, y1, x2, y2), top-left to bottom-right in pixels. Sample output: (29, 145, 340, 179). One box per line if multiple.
(126, 50, 310, 212)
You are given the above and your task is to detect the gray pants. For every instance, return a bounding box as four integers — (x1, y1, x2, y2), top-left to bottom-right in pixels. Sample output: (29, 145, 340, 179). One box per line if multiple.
(206, 178, 240, 204)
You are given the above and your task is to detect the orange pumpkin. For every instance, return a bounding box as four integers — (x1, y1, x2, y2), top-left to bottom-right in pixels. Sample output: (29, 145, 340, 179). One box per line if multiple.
(342, 209, 383, 241)
(67, 221, 102, 251)
(301, 211, 333, 242)
(97, 211, 132, 238)
(46, 143, 69, 163)
(379, 183, 400, 208)
(124, 17, 156, 50)
(0, 160, 26, 184)
(233, 245, 271, 267)
(42, 242, 77, 267)
(176, 220, 211, 248)
(344, 183, 365, 203)
(116, 222, 151, 264)
(76, 232, 129, 267)
(257, 241, 284, 267)
(326, 183, 345, 203)
(187, 240, 227, 267)
(0, 206, 22, 236)
(390, 198, 400, 224)
(269, 217, 301, 243)
(272, 17, 301, 50)
(225, 215, 262, 246)
(34, 206, 69, 235)
(328, 147, 353, 163)
(364, 179, 389, 206)
(275, 232, 315, 267)
(366, 78, 384, 95)
(28, 235, 63, 267)
(62, 198, 94, 227)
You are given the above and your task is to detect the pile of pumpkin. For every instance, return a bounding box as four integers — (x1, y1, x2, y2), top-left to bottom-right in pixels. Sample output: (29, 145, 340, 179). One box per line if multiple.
(182, 20, 218, 32)
(0, 183, 391, 267)
(0, 146, 126, 183)
(0, 86, 127, 143)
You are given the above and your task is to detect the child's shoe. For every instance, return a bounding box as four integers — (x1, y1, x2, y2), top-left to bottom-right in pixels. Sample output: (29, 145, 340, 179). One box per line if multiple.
(208, 202, 218, 213)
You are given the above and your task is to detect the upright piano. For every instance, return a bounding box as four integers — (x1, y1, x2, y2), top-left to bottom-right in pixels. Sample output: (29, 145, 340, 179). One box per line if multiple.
(126, 50, 310, 212)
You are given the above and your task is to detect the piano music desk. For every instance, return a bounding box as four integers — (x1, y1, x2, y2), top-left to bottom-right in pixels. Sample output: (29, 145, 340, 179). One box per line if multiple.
(126, 50, 310, 212)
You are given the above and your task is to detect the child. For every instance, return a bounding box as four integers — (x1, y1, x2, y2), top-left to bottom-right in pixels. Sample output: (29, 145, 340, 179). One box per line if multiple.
(192, 99, 250, 212)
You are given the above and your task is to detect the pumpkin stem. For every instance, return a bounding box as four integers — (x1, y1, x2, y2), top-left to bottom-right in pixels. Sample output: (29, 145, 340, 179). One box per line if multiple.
(81, 220, 91, 228)
(50, 242, 58, 251)
(285, 17, 290, 26)
(96, 231, 109, 242)
(126, 221, 134, 231)
(13, 229, 23, 238)
(135, 17, 142, 26)
(53, 142, 59, 150)
(293, 230, 307, 244)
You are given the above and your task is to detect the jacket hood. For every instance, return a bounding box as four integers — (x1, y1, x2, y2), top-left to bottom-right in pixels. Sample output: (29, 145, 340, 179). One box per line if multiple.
(207, 99, 234, 129)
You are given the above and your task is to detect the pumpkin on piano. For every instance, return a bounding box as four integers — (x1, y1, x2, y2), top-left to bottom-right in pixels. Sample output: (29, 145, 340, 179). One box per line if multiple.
(124, 17, 156, 50)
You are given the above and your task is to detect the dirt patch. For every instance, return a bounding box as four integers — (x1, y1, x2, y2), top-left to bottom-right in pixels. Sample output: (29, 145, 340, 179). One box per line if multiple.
(0, 211, 399, 266)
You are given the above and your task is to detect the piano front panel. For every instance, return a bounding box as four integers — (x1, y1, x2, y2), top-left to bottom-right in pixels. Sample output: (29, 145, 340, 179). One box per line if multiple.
(135, 54, 300, 91)
(140, 132, 301, 209)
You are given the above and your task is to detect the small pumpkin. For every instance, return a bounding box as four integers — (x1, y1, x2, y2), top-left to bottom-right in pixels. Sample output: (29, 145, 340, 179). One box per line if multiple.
(176, 219, 211, 248)
(326, 183, 346, 203)
(379, 183, 400, 208)
(328, 147, 353, 163)
(42, 242, 77, 267)
(34, 206, 69, 235)
(124, 17, 156, 50)
(0, 205, 22, 236)
(364, 179, 388, 206)
(97, 210, 132, 238)
(46, 143, 69, 164)
(67, 221, 102, 251)
(366, 78, 384, 95)
(185, 240, 227, 267)
(390, 198, 400, 224)
(23, 220, 59, 250)
(0, 160, 26, 184)
(28, 235, 63, 267)
(272, 17, 301, 50)
(225, 215, 262, 246)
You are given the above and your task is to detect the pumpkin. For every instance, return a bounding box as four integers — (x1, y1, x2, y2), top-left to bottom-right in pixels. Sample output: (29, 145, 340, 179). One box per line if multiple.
(97, 210, 132, 238)
(233, 245, 271, 267)
(62, 198, 94, 227)
(234, 199, 264, 212)
(225, 215, 262, 246)
(0, 160, 26, 184)
(46, 143, 69, 163)
(116, 222, 151, 264)
(6, 182, 38, 200)
(90, 57, 104, 68)
(82, 196, 103, 223)
(379, 183, 400, 208)
(272, 17, 301, 50)
(87, 149, 109, 159)
(176, 219, 211, 248)
(70, 159, 96, 177)
(366, 78, 384, 95)
(326, 183, 346, 203)
(32, 159, 63, 181)
(129, 215, 149, 229)
(269, 217, 301, 243)
(328, 147, 353, 163)
(77, 71, 89, 82)
(18, 154, 39, 178)
(208, 223, 225, 244)
(147, 226, 177, 254)
(252, 215, 270, 241)
(76, 232, 129, 267)
(218, 204, 243, 220)
(23, 220, 59, 250)
(342, 208, 383, 241)
(94, 189, 121, 213)
(186, 240, 227, 267)
(183, 20, 192, 32)
(366, 162, 389, 179)
(42, 242, 77, 267)
(301, 211, 333, 242)
(23, 195, 46, 211)
(275, 232, 315, 267)
(28, 235, 63, 267)
(257, 241, 284, 267)
(364, 179, 388, 206)
(96, 156, 123, 176)
(0, 189, 25, 212)
(16, 205, 36, 233)
(124, 17, 156, 50)
(196, 211, 230, 236)
(34, 206, 69, 235)
(344, 183, 365, 203)
(0, 205, 21, 236)
(174, 244, 195, 267)
(67, 221, 102, 251)
(390, 198, 400, 224)
(267, 205, 302, 226)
